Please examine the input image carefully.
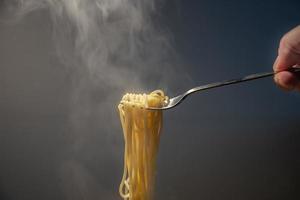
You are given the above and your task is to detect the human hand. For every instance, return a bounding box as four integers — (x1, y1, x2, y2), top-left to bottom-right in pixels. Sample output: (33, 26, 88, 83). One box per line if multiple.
(273, 26, 300, 91)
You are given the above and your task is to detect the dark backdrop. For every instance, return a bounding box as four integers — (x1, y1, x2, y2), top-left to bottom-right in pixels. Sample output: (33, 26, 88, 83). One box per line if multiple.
(0, 0, 299, 200)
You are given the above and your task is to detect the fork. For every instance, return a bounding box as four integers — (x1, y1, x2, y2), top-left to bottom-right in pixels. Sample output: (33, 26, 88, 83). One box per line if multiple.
(147, 66, 300, 110)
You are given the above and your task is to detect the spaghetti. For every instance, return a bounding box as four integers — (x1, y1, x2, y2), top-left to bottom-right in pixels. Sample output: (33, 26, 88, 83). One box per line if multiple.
(118, 90, 168, 200)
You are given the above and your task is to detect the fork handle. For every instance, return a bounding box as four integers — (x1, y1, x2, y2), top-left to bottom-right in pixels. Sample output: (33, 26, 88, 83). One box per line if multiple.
(188, 66, 300, 94)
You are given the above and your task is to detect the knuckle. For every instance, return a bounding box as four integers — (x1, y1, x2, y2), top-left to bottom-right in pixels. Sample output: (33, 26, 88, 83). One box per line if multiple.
(279, 35, 293, 55)
(279, 34, 290, 49)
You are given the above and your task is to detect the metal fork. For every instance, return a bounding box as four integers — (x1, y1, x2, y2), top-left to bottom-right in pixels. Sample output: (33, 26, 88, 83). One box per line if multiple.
(147, 66, 300, 110)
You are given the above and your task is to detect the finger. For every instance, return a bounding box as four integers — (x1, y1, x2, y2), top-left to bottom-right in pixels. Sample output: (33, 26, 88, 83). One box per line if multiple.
(273, 46, 300, 72)
(274, 71, 300, 91)
(273, 27, 300, 71)
(273, 56, 279, 71)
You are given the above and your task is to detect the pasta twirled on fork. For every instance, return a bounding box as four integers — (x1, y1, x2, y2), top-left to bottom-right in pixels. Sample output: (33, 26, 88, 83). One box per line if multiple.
(118, 90, 168, 200)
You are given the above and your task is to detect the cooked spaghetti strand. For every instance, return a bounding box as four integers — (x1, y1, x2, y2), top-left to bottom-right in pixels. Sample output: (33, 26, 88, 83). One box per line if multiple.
(118, 90, 167, 200)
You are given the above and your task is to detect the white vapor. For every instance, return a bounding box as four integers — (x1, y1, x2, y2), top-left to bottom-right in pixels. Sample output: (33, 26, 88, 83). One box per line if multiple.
(10, 0, 176, 89)
(4, 0, 189, 199)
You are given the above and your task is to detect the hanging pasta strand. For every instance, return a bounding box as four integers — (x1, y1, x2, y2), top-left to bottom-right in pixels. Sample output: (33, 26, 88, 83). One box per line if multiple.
(118, 90, 167, 200)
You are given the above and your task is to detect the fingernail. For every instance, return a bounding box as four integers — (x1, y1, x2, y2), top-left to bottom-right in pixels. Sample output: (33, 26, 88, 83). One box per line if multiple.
(275, 73, 294, 91)
(274, 74, 279, 84)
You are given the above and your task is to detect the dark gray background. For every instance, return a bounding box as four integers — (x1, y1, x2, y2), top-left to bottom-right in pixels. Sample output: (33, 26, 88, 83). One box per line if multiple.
(0, 0, 299, 200)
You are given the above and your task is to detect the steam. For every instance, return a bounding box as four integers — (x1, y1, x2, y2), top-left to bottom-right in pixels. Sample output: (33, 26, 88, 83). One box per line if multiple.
(9, 0, 177, 89)
(4, 0, 188, 199)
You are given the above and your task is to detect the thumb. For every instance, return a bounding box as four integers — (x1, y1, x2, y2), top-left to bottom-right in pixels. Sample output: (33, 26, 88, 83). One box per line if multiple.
(273, 47, 300, 72)
(273, 48, 300, 91)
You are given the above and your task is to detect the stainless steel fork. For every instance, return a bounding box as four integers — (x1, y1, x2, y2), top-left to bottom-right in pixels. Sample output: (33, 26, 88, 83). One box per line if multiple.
(147, 66, 300, 110)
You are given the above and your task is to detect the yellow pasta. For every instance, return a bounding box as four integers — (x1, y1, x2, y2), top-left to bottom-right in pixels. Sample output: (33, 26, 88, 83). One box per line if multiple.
(118, 90, 168, 200)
